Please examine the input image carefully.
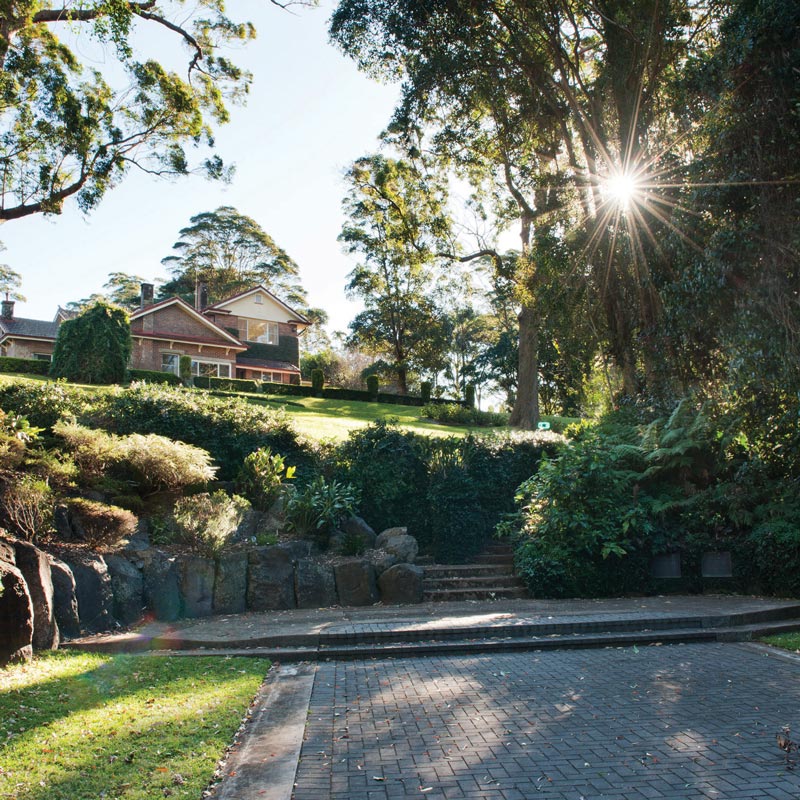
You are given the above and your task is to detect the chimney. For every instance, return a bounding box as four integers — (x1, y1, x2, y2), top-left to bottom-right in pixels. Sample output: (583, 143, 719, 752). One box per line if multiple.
(140, 282, 154, 308)
(195, 281, 209, 311)
(1, 295, 14, 319)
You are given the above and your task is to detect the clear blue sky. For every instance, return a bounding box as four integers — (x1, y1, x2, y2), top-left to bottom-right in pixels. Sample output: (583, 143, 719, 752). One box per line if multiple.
(1, 0, 400, 335)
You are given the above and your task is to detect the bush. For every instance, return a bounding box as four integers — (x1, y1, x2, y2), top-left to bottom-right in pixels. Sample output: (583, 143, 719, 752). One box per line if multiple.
(0, 380, 92, 430)
(0, 356, 50, 375)
(179, 355, 192, 385)
(748, 518, 800, 597)
(53, 420, 216, 493)
(66, 498, 138, 547)
(366, 374, 379, 399)
(465, 384, 475, 408)
(311, 368, 324, 393)
(422, 402, 508, 427)
(1, 474, 53, 542)
(172, 491, 250, 557)
(193, 376, 260, 393)
(504, 433, 654, 597)
(128, 369, 182, 386)
(237, 447, 295, 511)
(103, 383, 309, 480)
(50, 301, 131, 384)
(285, 476, 359, 547)
(420, 381, 432, 403)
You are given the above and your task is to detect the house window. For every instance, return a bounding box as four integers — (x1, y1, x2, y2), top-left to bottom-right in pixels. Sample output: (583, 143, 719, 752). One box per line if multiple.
(32, 353, 52, 362)
(254, 295, 263, 304)
(161, 353, 180, 375)
(191, 360, 231, 378)
(239, 319, 279, 345)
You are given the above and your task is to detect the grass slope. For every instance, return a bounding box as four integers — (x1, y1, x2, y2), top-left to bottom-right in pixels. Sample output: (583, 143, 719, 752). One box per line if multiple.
(0, 652, 267, 800)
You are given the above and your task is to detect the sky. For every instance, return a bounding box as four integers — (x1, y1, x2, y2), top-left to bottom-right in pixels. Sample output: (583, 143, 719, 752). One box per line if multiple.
(1, 0, 401, 335)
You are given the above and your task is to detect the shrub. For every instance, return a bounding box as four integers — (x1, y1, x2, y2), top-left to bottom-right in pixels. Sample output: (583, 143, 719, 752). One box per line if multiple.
(50, 300, 131, 384)
(179, 355, 192, 385)
(66, 498, 138, 547)
(504, 433, 654, 597)
(0, 380, 92, 429)
(334, 420, 427, 531)
(193, 376, 259, 393)
(1, 474, 54, 542)
(465, 384, 475, 408)
(103, 383, 309, 480)
(53, 420, 216, 493)
(128, 369, 182, 386)
(0, 356, 50, 375)
(237, 447, 295, 511)
(172, 491, 250, 557)
(366, 374, 379, 399)
(285, 476, 359, 547)
(748, 518, 800, 597)
(420, 381, 432, 403)
(311, 368, 324, 393)
(422, 402, 508, 427)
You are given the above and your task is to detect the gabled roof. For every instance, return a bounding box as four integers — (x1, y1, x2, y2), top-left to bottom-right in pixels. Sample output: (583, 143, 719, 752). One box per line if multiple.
(0, 316, 60, 341)
(206, 285, 311, 325)
(130, 297, 245, 348)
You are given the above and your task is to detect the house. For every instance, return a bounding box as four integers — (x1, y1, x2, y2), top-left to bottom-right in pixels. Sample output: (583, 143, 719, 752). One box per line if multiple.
(1, 283, 310, 384)
(0, 298, 61, 361)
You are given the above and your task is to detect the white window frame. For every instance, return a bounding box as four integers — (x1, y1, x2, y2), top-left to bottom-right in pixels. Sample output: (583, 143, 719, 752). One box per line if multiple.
(239, 319, 279, 345)
(191, 360, 231, 378)
(161, 352, 180, 375)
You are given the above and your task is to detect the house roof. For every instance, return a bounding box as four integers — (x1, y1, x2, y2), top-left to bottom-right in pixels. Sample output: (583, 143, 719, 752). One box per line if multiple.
(130, 297, 245, 348)
(206, 285, 311, 325)
(236, 356, 301, 373)
(0, 316, 60, 341)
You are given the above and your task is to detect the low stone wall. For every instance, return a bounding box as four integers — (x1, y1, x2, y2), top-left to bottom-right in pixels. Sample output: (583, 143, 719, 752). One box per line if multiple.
(0, 525, 424, 662)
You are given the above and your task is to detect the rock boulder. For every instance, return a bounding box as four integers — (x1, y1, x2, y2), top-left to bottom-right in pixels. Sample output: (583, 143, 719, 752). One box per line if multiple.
(179, 556, 215, 618)
(334, 559, 379, 606)
(47, 555, 81, 638)
(378, 563, 424, 605)
(105, 554, 144, 626)
(142, 552, 182, 622)
(295, 560, 337, 608)
(13, 540, 59, 650)
(247, 545, 296, 610)
(374, 528, 419, 564)
(61, 551, 115, 633)
(214, 552, 248, 615)
(0, 559, 34, 665)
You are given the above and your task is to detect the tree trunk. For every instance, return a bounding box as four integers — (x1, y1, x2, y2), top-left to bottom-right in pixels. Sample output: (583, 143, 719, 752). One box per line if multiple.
(509, 303, 539, 429)
(396, 364, 408, 395)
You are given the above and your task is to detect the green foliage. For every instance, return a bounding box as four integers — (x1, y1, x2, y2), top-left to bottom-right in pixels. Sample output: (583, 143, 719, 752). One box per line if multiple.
(420, 381, 432, 403)
(422, 402, 507, 427)
(0, 474, 53, 542)
(103, 383, 308, 480)
(0, 4, 256, 221)
(285, 476, 359, 547)
(50, 302, 131, 385)
(193, 375, 259, 393)
(66, 498, 138, 547)
(311, 368, 324, 393)
(506, 433, 653, 597)
(464, 384, 475, 408)
(172, 491, 251, 558)
(179, 355, 193, 384)
(0, 380, 93, 429)
(53, 420, 216, 493)
(0, 356, 50, 375)
(128, 369, 182, 386)
(366, 374, 379, 399)
(237, 447, 295, 511)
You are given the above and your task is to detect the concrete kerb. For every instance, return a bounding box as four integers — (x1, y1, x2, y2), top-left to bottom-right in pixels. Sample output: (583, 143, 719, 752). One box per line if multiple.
(61, 596, 800, 660)
(210, 662, 316, 800)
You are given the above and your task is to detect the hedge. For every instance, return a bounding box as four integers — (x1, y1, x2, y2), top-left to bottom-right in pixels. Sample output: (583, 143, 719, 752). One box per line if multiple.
(128, 369, 182, 386)
(0, 356, 51, 375)
(194, 375, 260, 393)
(260, 380, 464, 407)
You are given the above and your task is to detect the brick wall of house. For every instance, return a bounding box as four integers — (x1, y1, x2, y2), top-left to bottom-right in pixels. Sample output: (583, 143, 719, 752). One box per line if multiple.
(5, 339, 55, 359)
(131, 305, 223, 339)
(130, 337, 237, 372)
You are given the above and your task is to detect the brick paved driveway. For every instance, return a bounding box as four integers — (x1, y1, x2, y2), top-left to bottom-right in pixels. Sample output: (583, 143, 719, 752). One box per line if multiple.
(293, 643, 800, 799)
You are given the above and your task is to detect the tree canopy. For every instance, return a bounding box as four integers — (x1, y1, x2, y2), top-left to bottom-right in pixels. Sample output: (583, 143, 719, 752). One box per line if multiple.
(159, 206, 307, 308)
(0, 0, 294, 220)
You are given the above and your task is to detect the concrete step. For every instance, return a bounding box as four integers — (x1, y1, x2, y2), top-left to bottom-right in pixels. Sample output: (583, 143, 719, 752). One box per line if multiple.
(423, 575, 524, 590)
(472, 553, 516, 565)
(424, 564, 513, 578)
(423, 586, 529, 602)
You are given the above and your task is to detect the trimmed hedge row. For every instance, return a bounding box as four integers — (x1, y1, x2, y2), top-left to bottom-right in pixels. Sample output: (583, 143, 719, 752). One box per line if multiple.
(0, 356, 50, 375)
(261, 380, 464, 406)
(193, 375, 260, 393)
(128, 369, 182, 386)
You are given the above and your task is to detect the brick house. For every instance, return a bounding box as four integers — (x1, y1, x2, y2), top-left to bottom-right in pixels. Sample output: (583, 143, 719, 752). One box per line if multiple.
(1, 284, 310, 384)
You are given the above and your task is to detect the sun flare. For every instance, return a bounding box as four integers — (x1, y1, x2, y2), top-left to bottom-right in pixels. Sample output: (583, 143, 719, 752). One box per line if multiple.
(602, 171, 639, 209)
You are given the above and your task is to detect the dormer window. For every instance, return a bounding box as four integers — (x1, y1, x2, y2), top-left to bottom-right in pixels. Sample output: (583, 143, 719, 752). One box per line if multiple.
(254, 295, 263, 304)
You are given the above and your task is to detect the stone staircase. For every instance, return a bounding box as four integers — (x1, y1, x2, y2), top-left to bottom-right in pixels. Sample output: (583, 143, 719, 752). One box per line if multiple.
(422, 543, 528, 601)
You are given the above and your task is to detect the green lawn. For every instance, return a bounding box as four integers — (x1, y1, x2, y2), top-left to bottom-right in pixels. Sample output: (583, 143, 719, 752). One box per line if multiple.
(760, 632, 800, 652)
(0, 652, 267, 800)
